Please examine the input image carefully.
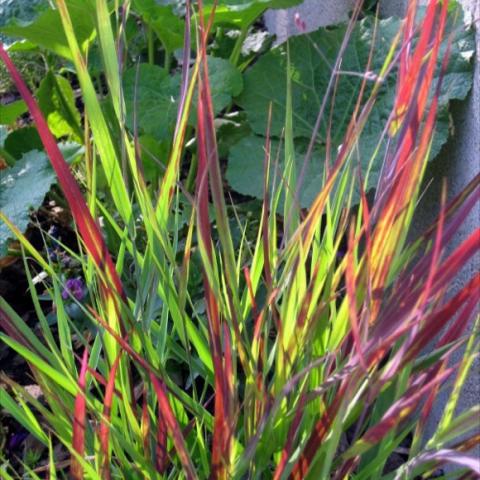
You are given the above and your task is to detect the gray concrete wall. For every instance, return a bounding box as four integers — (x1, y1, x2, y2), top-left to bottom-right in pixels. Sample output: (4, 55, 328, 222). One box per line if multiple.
(264, 0, 355, 44)
(265, 0, 480, 466)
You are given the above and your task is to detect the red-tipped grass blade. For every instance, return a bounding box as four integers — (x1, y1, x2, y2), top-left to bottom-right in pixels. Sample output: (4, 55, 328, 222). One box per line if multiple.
(195, 1, 236, 477)
(155, 403, 168, 474)
(149, 373, 197, 480)
(71, 347, 89, 480)
(99, 351, 122, 480)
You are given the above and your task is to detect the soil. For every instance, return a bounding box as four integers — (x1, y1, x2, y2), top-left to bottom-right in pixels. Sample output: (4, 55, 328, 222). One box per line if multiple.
(0, 191, 78, 470)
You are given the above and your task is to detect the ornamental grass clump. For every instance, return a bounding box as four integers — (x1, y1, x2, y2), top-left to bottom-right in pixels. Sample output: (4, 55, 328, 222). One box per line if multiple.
(0, 0, 479, 478)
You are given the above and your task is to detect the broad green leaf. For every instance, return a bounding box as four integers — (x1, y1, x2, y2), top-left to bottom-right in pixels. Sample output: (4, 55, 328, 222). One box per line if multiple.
(123, 64, 178, 141)
(204, 56, 244, 113)
(138, 134, 169, 184)
(123, 57, 243, 140)
(0, 0, 49, 44)
(202, 0, 303, 29)
(3, 40, 40, 53)
(0, 0, 96, 61)
(37, 71, 82, 141)
(133, 0, 184, 53)
(0, 125, 11, 166)
(4, 126, 43, 159)
(226, 135, 327, 208)
(216, 112, 252, 158)
(0, 0, 49, 28)
(0, 100, 27, 125)
(236, 17, 399, 140)
(0, 150, 56, 254)
(0, 144, 83, 254)
(229, 13, 474, 201)
(135, 0, 304, 33)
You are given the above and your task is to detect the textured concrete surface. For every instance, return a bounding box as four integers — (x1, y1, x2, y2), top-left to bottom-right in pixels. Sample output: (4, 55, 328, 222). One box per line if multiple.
(265, 0, 480, 464)
(264, 0, 355, 44)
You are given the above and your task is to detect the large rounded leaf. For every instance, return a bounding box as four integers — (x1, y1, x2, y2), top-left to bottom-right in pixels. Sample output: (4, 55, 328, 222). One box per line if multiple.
(229, 12, 474, 202)
(132, 0, 185, 53)
(123, 57, 243, 140)
(37, 71, 82, 141)
(236, 17, 403, 141)
(226, 135, 326, 208)
(123, 64, 182, 141)
(0, 144, 83, 254)
(0, 0, 97, 60)
(0, 100, 28, 126)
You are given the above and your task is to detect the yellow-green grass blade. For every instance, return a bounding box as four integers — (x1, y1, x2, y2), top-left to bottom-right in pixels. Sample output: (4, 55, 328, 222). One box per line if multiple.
(55, 0, 132, 226)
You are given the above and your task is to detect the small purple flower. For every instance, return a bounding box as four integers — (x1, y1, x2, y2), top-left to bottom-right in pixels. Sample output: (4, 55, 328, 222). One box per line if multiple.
(62, 277, 86, 301)
(8, 431, 29, 450)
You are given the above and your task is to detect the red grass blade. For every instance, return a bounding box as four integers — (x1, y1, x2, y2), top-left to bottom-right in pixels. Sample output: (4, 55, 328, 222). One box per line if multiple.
(155, 403, 168, 474)
(71, 347, 89, 480)
(369, 0, 450, 321)
(360, 368, 454, 448)
(289, 383, 348, 479)
(141, 384, 151, 462)
(273, 394, 306, 480)
(99, 351, 122, 480)
(0, 308, 31, 349)
(346, 222, 367, 370)
(194, 1, 236, 476)
(333, 457, 359, 480)
(149, 373, 197, 480)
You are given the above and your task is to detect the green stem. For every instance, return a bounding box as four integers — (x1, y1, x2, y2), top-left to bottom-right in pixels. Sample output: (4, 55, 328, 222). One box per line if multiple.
(185, 153, 198, 193)
(229, 26, 249, 67)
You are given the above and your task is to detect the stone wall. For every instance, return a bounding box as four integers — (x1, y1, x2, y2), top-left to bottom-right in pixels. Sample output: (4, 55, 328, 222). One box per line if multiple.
(265, 0, 480, 464)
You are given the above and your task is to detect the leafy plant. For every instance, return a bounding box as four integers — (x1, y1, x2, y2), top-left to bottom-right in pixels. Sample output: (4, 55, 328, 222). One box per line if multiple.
(0, 100, 27, 126)
(37, 71, 83, 141)
(122, 57, 243, 141)
(0, 0, 49, 46)
(0, 143, 83, 254)
(227, 9, 475, 204)
(0, 0, 97, 61)
(0, 0, 478, 479)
